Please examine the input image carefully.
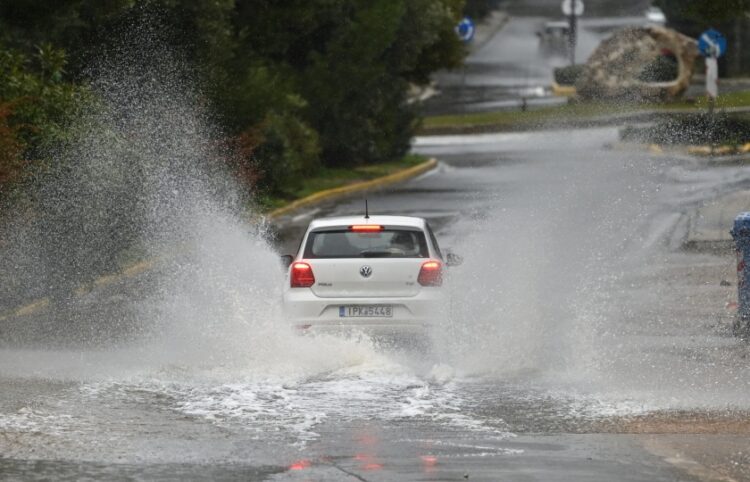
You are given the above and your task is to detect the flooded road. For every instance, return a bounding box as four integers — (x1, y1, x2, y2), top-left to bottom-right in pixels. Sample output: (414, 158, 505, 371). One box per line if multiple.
(1, 2, 750, 476)
(3, 127, 749, 480)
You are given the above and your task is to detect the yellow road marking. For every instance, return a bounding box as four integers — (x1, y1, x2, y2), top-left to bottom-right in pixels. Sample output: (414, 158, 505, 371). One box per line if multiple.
(14, 298, 50, 317)
(268, 158, 438, 219)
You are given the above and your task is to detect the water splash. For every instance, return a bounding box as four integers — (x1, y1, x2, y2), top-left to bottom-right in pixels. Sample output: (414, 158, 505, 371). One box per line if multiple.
(0, 16, 445, 391)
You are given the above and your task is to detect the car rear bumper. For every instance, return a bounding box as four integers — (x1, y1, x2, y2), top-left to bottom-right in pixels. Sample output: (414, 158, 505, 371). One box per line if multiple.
(282, 289, 444, 333)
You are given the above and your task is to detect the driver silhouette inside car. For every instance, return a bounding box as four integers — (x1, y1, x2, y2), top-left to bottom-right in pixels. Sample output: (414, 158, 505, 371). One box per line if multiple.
(389, 231, 417, 256)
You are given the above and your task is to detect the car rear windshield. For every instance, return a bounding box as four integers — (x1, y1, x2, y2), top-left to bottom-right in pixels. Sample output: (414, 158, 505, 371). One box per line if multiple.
(303, 229, 429, 258)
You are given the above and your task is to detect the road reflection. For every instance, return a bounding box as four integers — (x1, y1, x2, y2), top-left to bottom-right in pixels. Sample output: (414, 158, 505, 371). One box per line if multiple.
(355, 431, 384, 471)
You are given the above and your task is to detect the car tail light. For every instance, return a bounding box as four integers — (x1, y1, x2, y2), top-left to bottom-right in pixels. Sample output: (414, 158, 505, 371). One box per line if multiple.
(349, 225, 384, 232)
(418, 260, 443, 286)
(291, 262, 315, 288)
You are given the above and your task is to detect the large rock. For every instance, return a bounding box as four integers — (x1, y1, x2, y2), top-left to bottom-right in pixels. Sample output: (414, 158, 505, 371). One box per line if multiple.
(576, 26, 699, 102)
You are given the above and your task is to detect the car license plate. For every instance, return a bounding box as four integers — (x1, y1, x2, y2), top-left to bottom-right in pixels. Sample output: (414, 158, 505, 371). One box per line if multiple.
(339, 305, 393, 318)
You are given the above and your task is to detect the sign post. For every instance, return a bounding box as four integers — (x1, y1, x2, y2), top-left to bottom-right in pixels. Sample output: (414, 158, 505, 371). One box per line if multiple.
(698, 28, 727, 115)
(706, 57, 718, 111)
(455, 17, 475, 114)
(561, 0, 584, 66)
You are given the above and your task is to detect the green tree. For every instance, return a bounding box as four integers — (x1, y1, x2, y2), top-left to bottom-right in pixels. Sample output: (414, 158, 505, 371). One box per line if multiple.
(0, 102, 24, 186)
(0, 43, 85, 187)
(656, 0, 750, 26)
(230, 0, 463, 180)
(0, 0, 135, 73)
(463, 0, 500, 20)
(297, 0, 464, 167)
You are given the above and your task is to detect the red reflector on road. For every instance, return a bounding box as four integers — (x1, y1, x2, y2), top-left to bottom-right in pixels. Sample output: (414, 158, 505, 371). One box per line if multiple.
(289, 459, 311, 470)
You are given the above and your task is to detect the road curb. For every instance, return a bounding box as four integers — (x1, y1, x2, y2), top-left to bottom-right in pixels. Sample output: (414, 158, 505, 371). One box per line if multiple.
(0, 297, 49, 322)
(686, 143, 750, 157)
(551, 82, 577, 97)
(0, 257, 158, 321)
(611, 141, 750, 161)
(682, 190, 750, 251)
(267, 158, 438, 220)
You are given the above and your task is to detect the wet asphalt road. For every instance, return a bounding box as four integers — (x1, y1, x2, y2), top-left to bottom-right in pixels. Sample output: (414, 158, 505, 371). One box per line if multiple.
(2, 126, 750, 480)
(267, 127, 750, 480)
(422, 0, 656, 116)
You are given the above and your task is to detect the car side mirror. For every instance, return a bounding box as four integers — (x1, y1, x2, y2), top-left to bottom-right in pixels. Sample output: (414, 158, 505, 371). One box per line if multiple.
(446, 252, 463, 267)
(280, 255, 294, 269)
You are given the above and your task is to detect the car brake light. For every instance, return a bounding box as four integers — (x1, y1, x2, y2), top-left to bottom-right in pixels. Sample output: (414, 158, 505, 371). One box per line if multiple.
(418, 260, 443, 286)
(291, 262, 315, 288)
(349, 225, 384, 232)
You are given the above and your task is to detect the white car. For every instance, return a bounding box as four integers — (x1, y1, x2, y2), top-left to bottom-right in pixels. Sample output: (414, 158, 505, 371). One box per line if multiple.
(281, 215, 461, 335)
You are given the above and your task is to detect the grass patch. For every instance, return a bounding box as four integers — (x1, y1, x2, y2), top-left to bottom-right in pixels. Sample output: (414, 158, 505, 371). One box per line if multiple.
(692, 90, 750, 110)
(420, 90, 750, 133)
(261, 154, 427, 210)
(420, 102, 642, 131)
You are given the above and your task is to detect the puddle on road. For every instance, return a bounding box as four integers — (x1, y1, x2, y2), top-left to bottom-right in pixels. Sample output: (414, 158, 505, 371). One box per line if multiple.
(0, 343, 521, 463)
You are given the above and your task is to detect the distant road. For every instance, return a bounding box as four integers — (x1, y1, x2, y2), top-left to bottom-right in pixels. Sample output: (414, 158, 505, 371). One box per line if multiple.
(422, 0, 656, 116)
(500, 0, 652, 17)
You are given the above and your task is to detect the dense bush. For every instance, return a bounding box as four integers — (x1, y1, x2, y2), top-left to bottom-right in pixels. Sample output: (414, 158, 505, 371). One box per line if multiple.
(637, 55, 679, 83)
(0, 43, 85, 190)
(0, 101, 24, 185)
(554, 65, 585, 86)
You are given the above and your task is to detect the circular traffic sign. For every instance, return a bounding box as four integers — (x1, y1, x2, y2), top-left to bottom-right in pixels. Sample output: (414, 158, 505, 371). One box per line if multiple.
(562, 0, 584, 16)
(456, 17, 475, 43)
(698, 28, 727, 58)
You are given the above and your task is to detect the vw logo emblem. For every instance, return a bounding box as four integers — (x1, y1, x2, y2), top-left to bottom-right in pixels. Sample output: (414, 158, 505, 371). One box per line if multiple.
(359, 265, 373, 278)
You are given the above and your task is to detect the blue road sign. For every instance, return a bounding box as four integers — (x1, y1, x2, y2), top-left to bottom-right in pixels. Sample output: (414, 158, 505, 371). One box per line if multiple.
(456, 17, 475, 43)
(698, 28, 727, 58)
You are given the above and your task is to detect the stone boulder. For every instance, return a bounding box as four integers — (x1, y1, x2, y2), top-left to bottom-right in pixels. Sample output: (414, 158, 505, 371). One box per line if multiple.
(576, 26, 699, 102)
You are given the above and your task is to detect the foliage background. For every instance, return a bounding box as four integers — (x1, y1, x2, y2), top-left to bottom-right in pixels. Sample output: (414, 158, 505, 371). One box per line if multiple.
(656, 0, 750, 77)
(0, 0, 469, 203)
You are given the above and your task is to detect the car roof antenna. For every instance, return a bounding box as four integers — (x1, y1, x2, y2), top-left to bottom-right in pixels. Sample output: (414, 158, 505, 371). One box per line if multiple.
(364, 199, 369, 219)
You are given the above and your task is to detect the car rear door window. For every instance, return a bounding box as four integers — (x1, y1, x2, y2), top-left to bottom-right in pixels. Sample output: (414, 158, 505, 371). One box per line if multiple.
(304, 229, 429, 258)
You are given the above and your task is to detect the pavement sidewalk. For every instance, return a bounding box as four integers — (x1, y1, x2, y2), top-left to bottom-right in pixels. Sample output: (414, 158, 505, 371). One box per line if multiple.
(685, 190, 750, 250)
